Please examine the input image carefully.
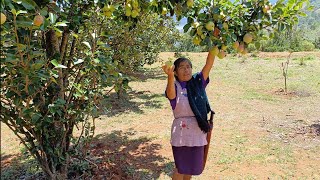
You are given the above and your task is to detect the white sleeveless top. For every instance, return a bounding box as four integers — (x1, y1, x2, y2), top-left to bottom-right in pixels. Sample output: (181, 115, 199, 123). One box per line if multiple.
(170, 81, 207, 147)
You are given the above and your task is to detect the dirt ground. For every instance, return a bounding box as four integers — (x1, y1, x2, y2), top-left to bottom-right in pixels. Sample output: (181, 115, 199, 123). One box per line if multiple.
(1, 51, 320, 179)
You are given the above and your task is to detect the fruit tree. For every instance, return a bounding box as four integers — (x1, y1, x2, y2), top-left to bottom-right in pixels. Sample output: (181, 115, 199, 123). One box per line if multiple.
(0, 0, 311, 179)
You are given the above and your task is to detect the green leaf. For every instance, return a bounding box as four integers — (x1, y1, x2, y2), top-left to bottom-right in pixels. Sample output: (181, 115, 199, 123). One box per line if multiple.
(255, 42, 261, 50)
(257, 12, 263, 19)
(31, 113, 42, 123)
(204, 36, 211, 47)
(31, 63, 44, 70)
(285, 24, 292, 31)
(16, 10, 27, 16)
(244, 2, 252, 8)
(55, 21, 69, 27)
(91, 33, 97, 39)
(17, 43, 27, 51)
(82, 42, 91, 49)
(11, 9, 17, 16)
(22, 108, 33, 116)
(294, 5, 300, 10)
(54, 27, 63, 34)
(198, 13, 206, 20)
(56, 64, 67, 69)
(5, 53, 19, 63)
(269, 32, 274, 39)
(288, 0, 294, 8)
(40, 19, 50, 31)
(187, 17, 193, 24)
(5, 91, 15, 99)
(183, 23, 191, 33)
(307, 6, 314, 11)
(40, 7, 48, 16)
(55, 98, 66, 106)
(213, 7, 220, 14)
(278, 23, 285, 31)
(297, 11, 307, 17)
(21, 0, 37, 10)
(93, 58, 100, 63)
(51, 59, 59, 67)
(189, 28, 196, 36)
(98, 41, 111, 49)
(51, 60, 67, 68)
(51, 77, 57, 83)
(16, 20, 33, 27)
(4, 0, 15, 10)
(74, 59, 84, 65)
(167, 1, 173, 9)
(231, 33, 237, 41)
(71, 33, 79, 38)
(49, 13, 57, 24)
(38, 73, 50, 80)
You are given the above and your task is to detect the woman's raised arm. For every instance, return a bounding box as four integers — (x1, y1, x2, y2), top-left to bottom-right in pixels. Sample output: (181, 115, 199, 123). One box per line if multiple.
(201, 50, 215, 81)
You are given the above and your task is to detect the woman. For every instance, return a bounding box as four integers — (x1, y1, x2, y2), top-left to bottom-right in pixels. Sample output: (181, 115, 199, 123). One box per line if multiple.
(162, 50, 215, 180)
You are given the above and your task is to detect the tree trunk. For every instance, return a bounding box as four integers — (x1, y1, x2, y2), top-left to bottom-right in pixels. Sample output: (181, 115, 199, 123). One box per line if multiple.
(43, 29, 69, 180)
(44, 144, 69, 180)
(46, 29, 60, 59)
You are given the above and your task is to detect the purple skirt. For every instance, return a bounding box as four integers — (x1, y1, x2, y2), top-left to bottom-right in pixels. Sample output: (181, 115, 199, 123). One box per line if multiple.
(172, 146, 204, 175)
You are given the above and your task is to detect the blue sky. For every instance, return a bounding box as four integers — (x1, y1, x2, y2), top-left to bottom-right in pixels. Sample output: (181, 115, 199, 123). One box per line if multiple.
(176, 18, 187, 32)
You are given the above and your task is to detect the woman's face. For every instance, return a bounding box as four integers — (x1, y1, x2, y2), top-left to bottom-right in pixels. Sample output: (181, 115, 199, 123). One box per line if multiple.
(175, 61, 192, 82)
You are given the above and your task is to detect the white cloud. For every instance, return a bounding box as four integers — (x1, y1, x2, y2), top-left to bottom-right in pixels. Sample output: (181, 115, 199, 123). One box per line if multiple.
(175, 16, 187, 32)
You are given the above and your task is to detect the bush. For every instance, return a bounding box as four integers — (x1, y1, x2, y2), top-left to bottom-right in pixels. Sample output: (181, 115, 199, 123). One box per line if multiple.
(314, 37, 320, 49)
(300, 40, 315, 51)
(260, 29, 317, 52)
(247, 44, 257, 52)
(173, 33, 206, 52)
(264, 45, 288, 52)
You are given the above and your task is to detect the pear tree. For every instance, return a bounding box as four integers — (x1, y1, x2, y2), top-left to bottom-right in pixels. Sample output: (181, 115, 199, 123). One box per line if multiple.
(0, 0, 312, 179)
(180, 0, 313, 58)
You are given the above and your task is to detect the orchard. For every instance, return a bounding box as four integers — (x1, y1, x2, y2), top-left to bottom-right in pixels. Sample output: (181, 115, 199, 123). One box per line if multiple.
(0, 0, 312, 179)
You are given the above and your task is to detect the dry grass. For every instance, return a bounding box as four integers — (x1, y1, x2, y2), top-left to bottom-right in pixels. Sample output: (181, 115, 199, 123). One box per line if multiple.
(1, 51, 320, 179)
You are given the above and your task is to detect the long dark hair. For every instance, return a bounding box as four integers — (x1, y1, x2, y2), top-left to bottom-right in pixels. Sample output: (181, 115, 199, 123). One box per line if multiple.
(173, 57, 192, 80)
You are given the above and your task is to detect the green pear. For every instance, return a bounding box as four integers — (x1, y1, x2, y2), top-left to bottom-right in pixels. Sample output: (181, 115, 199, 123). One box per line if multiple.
(187, 0, 194, 7)
(210, 46, 219, 56)
(205, 21, 215, 31)
(243, 33, 253, 44)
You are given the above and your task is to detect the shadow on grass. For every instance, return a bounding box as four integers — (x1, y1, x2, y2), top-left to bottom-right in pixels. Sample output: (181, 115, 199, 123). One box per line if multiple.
(1, 152, 44, 180)
(125, 67, 167, 82)
(103, 90, 164, 117)
(310, 124, 320, 136)
(301, 123, 320, 137)
(90, 130, 174, 179)
(1, 154, 15, 164)
(1, 130, 175, 180)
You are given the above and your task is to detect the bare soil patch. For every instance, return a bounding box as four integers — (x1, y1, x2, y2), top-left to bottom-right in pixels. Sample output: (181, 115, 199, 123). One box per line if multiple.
(254, 51, 320, 58)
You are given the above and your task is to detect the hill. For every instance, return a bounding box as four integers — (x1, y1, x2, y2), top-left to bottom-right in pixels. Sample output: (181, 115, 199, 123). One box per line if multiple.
(298, 0, 320, 41)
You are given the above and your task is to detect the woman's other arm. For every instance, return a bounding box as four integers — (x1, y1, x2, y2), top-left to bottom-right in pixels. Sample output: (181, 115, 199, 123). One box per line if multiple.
(162, 64, 176, 100)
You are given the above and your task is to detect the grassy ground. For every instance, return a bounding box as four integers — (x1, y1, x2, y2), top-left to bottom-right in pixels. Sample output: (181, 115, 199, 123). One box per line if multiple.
(1, 51, 320, 179)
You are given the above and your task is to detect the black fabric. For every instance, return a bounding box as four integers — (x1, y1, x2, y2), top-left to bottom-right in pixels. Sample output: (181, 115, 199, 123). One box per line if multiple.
(186, 74, 214, 133)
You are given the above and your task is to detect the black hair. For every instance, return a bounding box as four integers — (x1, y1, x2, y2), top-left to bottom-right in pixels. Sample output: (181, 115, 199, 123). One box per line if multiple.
(173, 57, 193, 81)
(173, 57, 192, 72)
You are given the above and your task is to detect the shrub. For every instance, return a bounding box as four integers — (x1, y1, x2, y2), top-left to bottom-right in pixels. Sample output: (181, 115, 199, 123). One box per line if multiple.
(247, 44, 257, 52)
(264, 45, 288, 52)
(300, 40, 315, 51)
(314, 37, 320, 49)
